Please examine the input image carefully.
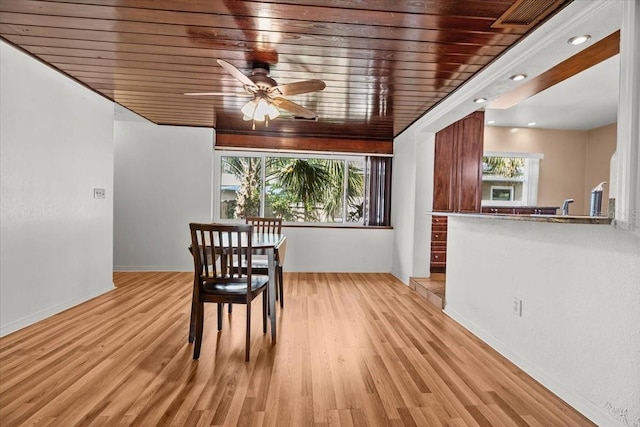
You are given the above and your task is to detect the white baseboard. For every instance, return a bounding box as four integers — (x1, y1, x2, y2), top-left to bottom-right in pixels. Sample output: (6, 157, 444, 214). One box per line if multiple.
(113, 265, 191, 272)
(443, 307, 624, 427)
(0, 283, 115, 338)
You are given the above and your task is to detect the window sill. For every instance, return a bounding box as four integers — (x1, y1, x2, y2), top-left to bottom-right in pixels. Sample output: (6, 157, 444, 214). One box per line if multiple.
(282, 223, 393, 230)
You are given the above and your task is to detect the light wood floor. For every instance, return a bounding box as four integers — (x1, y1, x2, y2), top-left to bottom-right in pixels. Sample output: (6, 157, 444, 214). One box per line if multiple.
(0, 272, 593, 426)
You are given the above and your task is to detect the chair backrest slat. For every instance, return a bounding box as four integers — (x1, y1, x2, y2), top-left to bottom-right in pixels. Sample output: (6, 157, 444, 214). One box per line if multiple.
(190, 223, 253, 281)
(245, 217, 282, 234)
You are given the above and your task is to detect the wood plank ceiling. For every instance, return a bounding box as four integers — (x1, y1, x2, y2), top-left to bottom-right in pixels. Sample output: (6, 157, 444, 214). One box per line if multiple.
(0, 0, 570, 143)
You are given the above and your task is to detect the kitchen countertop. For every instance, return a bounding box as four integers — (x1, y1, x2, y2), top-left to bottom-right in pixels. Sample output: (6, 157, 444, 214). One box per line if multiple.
(482, 205, 559, 209)
(431, 211, 613, 225)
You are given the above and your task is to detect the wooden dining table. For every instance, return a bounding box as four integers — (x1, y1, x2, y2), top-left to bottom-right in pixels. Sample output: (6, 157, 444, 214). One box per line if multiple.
(189, 232, 286, 343)
(251, 232, 286, 342)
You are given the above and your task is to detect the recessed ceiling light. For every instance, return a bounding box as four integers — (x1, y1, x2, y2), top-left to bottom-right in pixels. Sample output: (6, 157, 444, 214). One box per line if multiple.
(474, 98, 487, 104)
(487, 120, 495, 124)
(568, 35, 591, 45)
(528, 122, 537, 126)
(510, 74, 527, 81)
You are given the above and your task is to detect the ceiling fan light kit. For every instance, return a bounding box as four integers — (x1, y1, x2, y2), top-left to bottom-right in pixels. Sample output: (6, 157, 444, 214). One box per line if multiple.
(186, 59, 325, 129)
(242, 95, 281, 129)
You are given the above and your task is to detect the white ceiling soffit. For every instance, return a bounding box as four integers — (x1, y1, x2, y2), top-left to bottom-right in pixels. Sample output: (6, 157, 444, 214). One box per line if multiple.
(417, 0, 622, 134)
(485, 54, 619, 130)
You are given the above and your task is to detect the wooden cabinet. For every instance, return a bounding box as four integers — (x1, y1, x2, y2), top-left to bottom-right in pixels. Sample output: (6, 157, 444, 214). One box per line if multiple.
(431, 111, 484, 273)
(430, 216, 447, 272)
(481, 206, 558, 215)
(433, 111, 484, 213)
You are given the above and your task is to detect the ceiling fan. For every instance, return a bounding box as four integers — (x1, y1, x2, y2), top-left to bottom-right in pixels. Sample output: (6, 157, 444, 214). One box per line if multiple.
(185, 59, 326, 128)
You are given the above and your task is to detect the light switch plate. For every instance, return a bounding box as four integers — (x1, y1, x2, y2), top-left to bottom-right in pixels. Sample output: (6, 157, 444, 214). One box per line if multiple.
(512, 297, 522, 316)
(93, 188, 106, 199)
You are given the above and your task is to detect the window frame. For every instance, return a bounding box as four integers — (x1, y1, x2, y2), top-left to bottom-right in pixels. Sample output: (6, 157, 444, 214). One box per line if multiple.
(481, 151, 543, 207)
(213, 149, 367, 225)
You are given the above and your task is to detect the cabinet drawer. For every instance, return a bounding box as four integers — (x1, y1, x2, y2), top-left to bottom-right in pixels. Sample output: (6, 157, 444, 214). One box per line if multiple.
(431, 251, 447, 264)
(532, 208, 557, 215)
(482, 207, 515, 214)
(431, 231, 447, 242)
(432, 216, 448, 225)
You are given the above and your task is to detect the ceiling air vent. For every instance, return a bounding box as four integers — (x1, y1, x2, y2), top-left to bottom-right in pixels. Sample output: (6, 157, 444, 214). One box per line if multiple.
(491, 0, 567, 29)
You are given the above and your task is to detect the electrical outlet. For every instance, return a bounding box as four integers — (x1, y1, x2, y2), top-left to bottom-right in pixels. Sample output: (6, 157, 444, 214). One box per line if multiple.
(93, 188, 106, 199)
(512, 297, 522, 317)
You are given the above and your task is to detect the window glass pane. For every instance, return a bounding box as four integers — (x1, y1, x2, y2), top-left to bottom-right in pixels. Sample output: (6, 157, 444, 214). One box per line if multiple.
(346, 160, 365, 223)
(216, 152, 369, 224)
(482, 156, 525, 178)
(265, 157, 342, 222)
(322, 159, 344, 222)
(219, 156, 262, 219)
(481, 156, 527, 204)
(264, 157, 297, 221)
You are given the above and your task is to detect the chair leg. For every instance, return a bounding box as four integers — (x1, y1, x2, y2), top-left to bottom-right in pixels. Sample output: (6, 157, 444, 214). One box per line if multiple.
(266, 287, 271, 316)
(262, 290, 267, 334)
(278, 266, 284, 308)
(217, 303, 223, 331)
(245, 301, 251, 362)
(193, 301, 204, 360)
(274, 271, 279, 302)
(188, 278, 198, 343)
(228, 303, 233, 313)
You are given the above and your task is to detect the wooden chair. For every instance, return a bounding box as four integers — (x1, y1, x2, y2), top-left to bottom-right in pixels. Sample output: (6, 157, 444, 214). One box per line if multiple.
(189, 223, 268, 361)
(245, 217, 285, 308)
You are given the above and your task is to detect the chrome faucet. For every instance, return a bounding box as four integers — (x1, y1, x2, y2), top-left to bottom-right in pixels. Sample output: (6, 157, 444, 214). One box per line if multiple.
(561, 198, 574, 216)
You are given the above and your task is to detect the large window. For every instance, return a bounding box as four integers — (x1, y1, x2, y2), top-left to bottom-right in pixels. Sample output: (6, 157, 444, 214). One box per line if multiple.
(216, 151, 375, 224)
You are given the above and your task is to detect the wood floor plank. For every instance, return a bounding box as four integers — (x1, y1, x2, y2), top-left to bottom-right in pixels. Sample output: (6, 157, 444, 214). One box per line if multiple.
(0, 272, 594, 426)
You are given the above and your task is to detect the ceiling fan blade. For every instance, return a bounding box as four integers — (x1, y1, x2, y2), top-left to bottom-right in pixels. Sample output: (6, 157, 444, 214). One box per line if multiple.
(184, 91, 253, 97)
(271, 98, 317, 119)
(216, 59, 256, 88)
(272, 79, 326, 96)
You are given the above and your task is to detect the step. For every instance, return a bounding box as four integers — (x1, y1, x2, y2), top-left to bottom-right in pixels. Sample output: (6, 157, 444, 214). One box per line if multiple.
(410, 275, 445, 309)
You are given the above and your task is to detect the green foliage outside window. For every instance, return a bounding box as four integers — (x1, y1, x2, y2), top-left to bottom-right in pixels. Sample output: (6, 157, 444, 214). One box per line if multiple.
(483, 156, 525, 178)
(220, 154, 365, 223)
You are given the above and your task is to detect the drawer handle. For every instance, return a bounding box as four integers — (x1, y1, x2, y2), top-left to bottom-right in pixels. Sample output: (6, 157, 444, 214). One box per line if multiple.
(434, 255, 439, 259)
(435, 234, 439, 238)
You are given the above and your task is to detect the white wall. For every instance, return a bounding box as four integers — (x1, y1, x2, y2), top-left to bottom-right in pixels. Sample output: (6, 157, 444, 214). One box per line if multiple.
(412, 132, 435, 278)
(113, 120, 214, 271)
(0, 40, 115, 336)
(391, 127, 435, 284)
(391, 129, 418, 283)
(445, 216, 640, 427)
(279, 226, 392, 272)
(616, 0, 640, 234)
(113, 121, 393, 272)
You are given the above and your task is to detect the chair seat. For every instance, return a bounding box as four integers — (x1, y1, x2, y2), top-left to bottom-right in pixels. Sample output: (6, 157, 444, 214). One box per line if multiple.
(249, 258, 269, 269)
(202, 275, 268, 295)
(235, 257, 278, 269)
